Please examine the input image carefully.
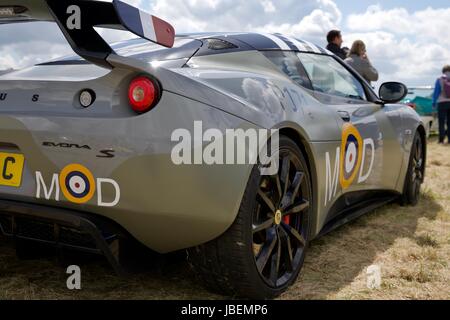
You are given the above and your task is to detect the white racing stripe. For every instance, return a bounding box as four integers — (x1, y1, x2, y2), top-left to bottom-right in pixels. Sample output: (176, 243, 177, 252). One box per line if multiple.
(261, 33, 291, 50)
(287, 37, 307, 52)
(139, 10, 157, 42)
(324, 48, 334, 55)
(303, 40, 322, 53)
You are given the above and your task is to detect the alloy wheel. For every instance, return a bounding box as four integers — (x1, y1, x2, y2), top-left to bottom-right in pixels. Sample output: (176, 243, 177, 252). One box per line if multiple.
(252, 149, 310, 288)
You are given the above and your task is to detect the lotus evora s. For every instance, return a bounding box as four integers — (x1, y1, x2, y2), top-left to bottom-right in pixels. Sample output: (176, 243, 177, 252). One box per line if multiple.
(0, 0, 426, 299)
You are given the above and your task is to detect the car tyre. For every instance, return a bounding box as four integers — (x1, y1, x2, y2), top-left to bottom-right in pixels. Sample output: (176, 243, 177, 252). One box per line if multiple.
(188, 136, 312, 299)
(401, 132, 424, 206)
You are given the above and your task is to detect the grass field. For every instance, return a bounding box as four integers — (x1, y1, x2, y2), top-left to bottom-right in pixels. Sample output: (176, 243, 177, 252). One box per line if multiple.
(0, 138, 449, 300)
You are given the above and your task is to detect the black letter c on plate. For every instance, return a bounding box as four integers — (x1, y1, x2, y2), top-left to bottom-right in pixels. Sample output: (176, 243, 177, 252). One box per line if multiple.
(2, 157, 15, 180)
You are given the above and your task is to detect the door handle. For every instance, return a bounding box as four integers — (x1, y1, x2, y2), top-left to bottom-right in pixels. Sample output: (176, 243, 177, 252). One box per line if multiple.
(338, 111, 351, 122)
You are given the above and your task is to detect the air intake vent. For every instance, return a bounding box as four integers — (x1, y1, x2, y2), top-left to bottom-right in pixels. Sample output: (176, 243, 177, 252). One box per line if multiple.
(206, 38, 238, 50)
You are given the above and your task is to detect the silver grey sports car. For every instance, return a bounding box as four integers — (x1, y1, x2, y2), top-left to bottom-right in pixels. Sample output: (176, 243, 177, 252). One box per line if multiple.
(0, 0, 426, 299)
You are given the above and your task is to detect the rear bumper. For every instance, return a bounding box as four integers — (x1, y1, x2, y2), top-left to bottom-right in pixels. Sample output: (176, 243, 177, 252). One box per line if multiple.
(0, 199, 126, 274)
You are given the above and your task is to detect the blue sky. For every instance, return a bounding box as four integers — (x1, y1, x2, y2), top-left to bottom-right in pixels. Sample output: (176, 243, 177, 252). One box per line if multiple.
(0, 0, 449, 87)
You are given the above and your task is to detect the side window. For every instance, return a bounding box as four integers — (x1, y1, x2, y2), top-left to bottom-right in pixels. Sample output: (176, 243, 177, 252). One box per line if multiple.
(297, 53, 367, 101)
(262, 51, 313, 90)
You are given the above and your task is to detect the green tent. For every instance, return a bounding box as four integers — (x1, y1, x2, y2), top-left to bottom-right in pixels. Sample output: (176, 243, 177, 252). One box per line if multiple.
(410, 96, 434, 115)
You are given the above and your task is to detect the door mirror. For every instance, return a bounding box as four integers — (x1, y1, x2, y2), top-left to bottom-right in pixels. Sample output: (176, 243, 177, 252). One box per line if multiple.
(379, 82, 408, 103)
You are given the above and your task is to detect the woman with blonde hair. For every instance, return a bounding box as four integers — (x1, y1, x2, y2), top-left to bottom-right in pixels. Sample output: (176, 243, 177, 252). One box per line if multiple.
(345, 40, 379, 84)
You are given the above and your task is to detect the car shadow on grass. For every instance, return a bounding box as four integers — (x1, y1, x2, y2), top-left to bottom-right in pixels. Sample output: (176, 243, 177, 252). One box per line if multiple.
(0, 235, 222, 299)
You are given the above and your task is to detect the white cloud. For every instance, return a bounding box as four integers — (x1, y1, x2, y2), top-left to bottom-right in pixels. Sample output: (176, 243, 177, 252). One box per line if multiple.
(0, 0, 340, 69)
(256, 7, 340, 42)
(261, 0, 276, 13)
(150, 0, 340, 35)
(347, 5, 411, 34)
(0, 0, 448, 88)
(345, 5, 450, 86)
(0, 22, 72, 70)
(347, 5, 450, 46)
(0, 42, 71, 68)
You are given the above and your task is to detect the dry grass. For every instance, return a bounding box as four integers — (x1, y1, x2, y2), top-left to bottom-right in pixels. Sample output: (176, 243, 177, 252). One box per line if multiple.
(0, 138, 449, 300)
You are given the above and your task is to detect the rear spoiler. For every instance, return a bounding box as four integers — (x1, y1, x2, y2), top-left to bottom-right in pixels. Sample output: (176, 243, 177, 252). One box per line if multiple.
(0, 0, 175, 68)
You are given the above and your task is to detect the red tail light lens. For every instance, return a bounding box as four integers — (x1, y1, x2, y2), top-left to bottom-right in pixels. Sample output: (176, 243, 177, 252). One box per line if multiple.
(407, 103, 416, 110)
(128, 76, 158, 113)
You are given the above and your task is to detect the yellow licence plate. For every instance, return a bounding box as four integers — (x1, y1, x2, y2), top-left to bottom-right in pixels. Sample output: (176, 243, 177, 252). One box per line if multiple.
(0, 153, 25, 188)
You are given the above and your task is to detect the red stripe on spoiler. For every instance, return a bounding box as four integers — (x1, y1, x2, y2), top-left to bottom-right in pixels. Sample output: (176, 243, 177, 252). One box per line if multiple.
(152, 15, 175, 48)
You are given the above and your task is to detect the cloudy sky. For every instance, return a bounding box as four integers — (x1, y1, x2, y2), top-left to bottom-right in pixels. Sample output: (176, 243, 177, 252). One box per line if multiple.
(1, 0, 449, 87)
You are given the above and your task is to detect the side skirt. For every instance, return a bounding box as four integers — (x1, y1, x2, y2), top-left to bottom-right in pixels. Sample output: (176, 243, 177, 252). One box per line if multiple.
(317, 193, 399, 238)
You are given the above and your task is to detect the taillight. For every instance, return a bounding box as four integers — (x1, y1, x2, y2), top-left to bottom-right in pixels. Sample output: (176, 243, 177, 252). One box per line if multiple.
(128, 76, 158, 113)
(407, 103, 416, 110)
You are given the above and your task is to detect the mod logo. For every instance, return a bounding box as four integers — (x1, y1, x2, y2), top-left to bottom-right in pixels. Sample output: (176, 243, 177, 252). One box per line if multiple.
(36, 164, 120, 207)
(324, 123, 376, 206)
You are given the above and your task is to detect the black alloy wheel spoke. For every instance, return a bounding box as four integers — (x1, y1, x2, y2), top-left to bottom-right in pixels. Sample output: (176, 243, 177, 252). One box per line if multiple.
(416, 168, 423, 180)
(253, 219, 275, 234)
(272, 174, 283, 201)
(282, 172, 304, 209)
(288, 172, 305, 203)
(257, 189, 276, 213)
(280, 156, 291, 196)
(269, 230, 282, 285)
(285, 199, 310, 216)
(412, 139, 423, 182)
(279, 227, 294, 272)
(256, 230, 278, 273)
(280, 170, 305, 211)
(281, 222, 306, 247)
(415, 139, 422, 161)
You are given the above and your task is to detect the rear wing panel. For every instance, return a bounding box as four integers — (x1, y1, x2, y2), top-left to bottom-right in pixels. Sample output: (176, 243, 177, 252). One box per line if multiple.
(0, 0, 175, 69)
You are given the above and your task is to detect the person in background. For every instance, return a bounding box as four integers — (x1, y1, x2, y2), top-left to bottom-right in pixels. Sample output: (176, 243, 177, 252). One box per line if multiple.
(345, 40, 379, 84)
(432, 65, 450, 144)
(326, 30, 348, 60)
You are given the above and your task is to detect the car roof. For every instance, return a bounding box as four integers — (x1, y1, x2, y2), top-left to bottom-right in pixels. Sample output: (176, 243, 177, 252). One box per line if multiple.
(178, 32, 332, 55)
(38, 32, 332, 66)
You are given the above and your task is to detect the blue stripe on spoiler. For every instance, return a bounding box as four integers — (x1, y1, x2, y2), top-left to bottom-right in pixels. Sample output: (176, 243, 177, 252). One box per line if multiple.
(113, 0, 144, 36)
(113, 0, 175, 48)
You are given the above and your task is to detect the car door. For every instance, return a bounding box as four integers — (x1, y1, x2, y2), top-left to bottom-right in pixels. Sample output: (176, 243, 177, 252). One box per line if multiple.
(296, 52, 404, 195)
